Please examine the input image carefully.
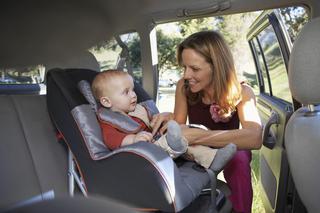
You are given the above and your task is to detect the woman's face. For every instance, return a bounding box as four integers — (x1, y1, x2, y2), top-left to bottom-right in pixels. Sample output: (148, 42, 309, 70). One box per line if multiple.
(181, 48, 213, 93)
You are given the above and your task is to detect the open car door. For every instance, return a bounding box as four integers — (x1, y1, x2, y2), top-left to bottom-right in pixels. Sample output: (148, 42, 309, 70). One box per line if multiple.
(247, 10, 307, 213)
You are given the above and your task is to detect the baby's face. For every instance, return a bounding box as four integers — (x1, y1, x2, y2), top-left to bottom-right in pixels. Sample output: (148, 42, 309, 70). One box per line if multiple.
(104, 75, 137, 113)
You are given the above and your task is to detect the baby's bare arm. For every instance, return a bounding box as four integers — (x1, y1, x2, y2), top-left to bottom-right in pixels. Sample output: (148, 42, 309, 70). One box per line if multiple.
(121, 131, 153, 146)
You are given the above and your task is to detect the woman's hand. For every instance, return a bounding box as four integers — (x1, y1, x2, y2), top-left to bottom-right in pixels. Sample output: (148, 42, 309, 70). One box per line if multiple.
(150, 112, 174, 136)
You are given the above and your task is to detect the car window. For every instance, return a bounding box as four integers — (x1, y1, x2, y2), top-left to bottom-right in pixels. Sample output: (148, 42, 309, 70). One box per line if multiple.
(0, 65, 45, 84)
(155, 12, 262, 111)
(257, 24, 291, 103)
(278, 7, 309, 43)
(89, 32, 142, 84)
(251, 37, 271, 96)
(0, 65, 46, 94)
(248, 7, 309, 104)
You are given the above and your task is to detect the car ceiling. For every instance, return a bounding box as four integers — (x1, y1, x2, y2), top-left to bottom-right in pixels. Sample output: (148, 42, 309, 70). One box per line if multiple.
(0, 0, 317, 69)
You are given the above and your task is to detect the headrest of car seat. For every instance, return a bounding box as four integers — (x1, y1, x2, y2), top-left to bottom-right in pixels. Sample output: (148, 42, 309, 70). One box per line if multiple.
(78, 80, 159, 134)
(74, 80, 110, 160)
(78, 80, 100, 112)
(288, 17, 320, 104)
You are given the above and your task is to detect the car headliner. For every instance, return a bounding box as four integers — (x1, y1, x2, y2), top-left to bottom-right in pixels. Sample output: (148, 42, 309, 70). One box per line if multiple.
(0, 0, 317, 69)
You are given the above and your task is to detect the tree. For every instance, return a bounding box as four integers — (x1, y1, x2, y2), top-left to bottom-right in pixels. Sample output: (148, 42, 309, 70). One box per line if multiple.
(126, 35, 141, 70)
(215, 13, 260, 77)
(178, 18, 214, 37)
(279, 7, 308, 42)
(123, 29, 183, 75)
(156, 30, 183, 74)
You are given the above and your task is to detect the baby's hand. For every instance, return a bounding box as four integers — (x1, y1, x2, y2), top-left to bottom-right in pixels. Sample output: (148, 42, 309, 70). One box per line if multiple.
(134, 131, 153, 143)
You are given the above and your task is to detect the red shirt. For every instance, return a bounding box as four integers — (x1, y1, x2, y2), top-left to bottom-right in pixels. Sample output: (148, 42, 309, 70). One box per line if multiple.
(99, 116, 151, 150)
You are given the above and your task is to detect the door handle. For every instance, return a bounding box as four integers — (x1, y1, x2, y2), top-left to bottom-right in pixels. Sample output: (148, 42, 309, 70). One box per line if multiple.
(262, 111, 279, 149)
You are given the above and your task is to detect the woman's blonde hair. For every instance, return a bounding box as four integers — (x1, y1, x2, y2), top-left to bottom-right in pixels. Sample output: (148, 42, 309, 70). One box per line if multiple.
(177, 31, 241, 116)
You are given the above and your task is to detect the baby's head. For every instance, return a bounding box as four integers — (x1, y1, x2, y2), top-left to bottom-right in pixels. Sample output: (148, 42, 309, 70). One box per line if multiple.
(92, 70, 137, 113)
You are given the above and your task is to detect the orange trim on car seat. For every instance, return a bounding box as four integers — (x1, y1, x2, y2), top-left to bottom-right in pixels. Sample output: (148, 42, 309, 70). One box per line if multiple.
(56, 129, 89, 194)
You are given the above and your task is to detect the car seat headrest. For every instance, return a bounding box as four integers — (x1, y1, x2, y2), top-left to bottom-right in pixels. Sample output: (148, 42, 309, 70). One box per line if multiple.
(78, 80, 100, 112)
(74, 79, 110, 160)
(288, 17, 320, 105)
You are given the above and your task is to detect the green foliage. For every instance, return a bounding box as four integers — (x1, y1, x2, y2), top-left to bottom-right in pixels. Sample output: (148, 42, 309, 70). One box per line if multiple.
(126, 36, 141, 69)
(91, 38, 119, 53)
(279, 7, 309, 42)
(251, 150, 266, 213)
(156, 30, 183, 73)
(156, 17, 215, 74)
(215, 12, 261, 76)
(122, 30, 183, 73)
(178, 18, 214, 37)
(215, 16, 236, 46)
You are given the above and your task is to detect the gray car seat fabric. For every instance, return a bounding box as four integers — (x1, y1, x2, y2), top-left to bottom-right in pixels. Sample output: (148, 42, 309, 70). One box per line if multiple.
(74, 76, 210, 209)
(78, 80, 100, 112)
(97, 101, 159, 134)
(75, 78, 232, 212)
(285, 17, 320, 213)
(71, 105, 110, 160)
(0, 95, 68, 210)
(3, 196, 139, 213)
(47, 68, 229, 212)
(288, 18, 320, 105)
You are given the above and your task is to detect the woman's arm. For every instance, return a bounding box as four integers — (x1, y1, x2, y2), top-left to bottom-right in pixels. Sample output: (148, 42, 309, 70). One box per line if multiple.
(174, 79, 188, 124)
(181, 84, 262, 150)
(150, 78, 187, 134)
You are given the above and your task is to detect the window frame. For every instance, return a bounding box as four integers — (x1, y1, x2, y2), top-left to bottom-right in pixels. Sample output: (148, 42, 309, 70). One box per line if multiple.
(248, 12, 294, 105)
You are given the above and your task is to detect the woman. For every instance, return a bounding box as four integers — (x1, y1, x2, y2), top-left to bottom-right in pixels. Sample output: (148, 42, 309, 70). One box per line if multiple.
(151, 31, 262, 213)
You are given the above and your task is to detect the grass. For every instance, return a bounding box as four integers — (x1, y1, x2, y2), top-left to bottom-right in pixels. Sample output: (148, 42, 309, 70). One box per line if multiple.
(251, 150, 265, 213)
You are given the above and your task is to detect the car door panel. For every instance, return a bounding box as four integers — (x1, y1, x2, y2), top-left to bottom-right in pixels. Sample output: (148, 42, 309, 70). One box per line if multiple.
(257, 94, 292, 212)
(247, 11, 297, 213)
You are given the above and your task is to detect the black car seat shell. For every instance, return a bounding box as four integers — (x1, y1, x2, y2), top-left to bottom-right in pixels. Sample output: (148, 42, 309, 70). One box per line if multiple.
(46, 68, 223, 212)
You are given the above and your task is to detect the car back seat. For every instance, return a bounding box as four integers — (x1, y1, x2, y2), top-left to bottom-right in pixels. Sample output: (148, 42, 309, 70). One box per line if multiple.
(0, 94, 68, 210)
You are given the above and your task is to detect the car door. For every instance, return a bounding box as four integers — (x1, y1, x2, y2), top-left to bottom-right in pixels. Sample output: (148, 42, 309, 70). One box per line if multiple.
(247, 10, 307, 213)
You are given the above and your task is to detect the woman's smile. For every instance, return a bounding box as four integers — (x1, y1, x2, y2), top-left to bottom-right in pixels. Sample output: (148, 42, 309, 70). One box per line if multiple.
(181, 48, 213, 93)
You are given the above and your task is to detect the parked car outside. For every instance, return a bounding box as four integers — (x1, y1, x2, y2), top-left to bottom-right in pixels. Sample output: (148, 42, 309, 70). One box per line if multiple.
(158, 79, 175, 87)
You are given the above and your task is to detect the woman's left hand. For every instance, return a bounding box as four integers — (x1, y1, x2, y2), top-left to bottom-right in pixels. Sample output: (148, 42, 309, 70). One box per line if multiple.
(150, 112, 174, 136)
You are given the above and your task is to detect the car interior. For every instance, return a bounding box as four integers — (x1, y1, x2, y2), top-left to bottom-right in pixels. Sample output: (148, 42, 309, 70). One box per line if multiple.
(0, 0, 319, 212)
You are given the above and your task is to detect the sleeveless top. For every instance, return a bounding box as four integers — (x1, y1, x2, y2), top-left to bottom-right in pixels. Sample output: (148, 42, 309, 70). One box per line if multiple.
(188, 101, 240, 130)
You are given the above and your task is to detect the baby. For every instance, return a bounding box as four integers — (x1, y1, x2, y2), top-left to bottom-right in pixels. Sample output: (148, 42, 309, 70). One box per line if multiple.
(92, 70, 236, 171)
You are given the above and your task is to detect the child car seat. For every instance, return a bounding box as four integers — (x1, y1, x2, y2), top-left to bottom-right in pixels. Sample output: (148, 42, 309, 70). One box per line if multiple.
(46, 68, 228, 212)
